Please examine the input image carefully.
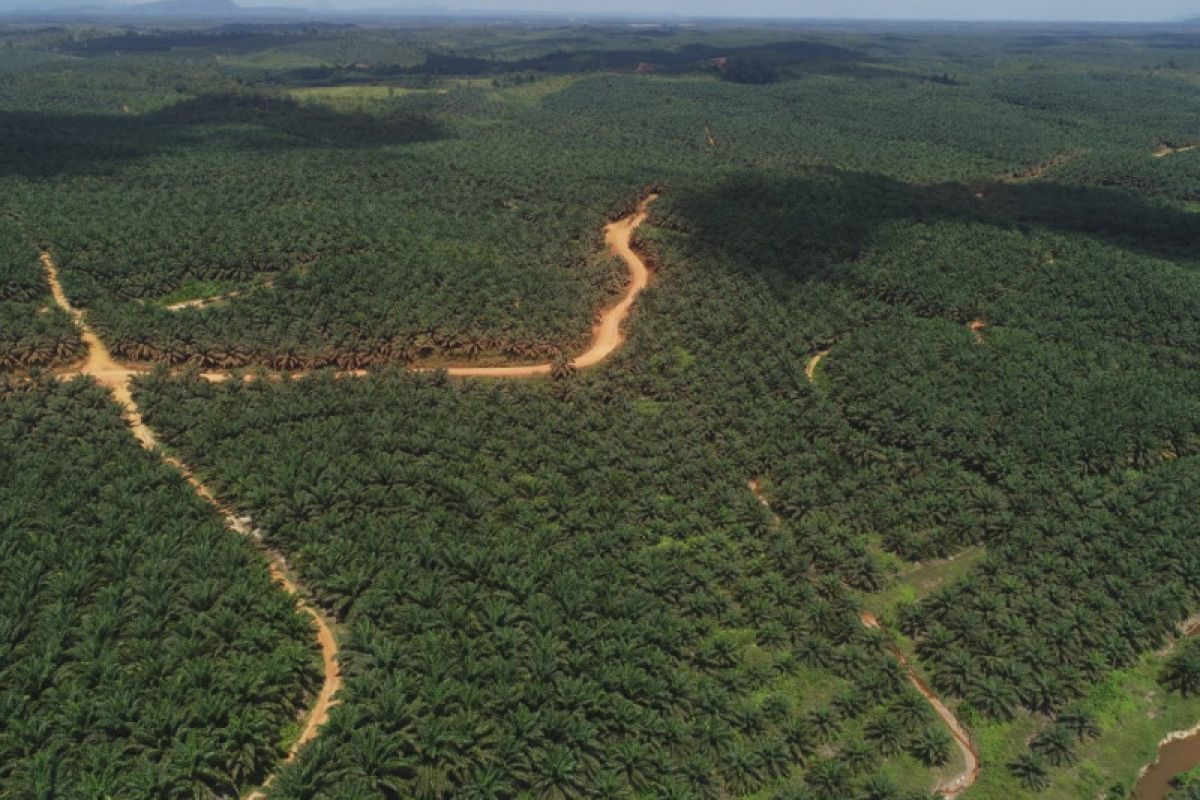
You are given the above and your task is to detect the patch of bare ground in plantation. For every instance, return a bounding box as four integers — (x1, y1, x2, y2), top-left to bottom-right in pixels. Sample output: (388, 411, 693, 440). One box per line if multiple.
(805, 350, 829, 383)
(968, 319, 987, 343)
(1153, 143, 1197, 158)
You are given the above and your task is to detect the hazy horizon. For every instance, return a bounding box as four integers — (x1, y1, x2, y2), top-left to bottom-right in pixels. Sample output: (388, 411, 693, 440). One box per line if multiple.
(1, 0, 1198, 22)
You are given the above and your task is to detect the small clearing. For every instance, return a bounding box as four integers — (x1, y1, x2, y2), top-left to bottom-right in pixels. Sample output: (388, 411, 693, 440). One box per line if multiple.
(1153, 143, 1197, 158)
(805, 350, 829, 383)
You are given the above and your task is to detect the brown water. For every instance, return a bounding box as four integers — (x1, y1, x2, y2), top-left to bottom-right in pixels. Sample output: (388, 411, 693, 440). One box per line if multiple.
(1134, 724, 1200, 799)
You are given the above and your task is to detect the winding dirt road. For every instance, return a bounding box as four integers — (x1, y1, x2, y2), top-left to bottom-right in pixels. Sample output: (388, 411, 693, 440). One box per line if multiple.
(999, 152, 1079, 183)
(748, 479, 979, 797)
(860, 611, 981, 797)
(194, 195, 657, 382)
(38, 194, 658, 793)
(438, 193, 657, 378)
(42, 252, 342, 800)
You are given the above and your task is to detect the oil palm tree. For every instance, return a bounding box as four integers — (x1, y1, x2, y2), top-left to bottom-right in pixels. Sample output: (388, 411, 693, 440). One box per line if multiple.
(1007, 753, 1050, 792)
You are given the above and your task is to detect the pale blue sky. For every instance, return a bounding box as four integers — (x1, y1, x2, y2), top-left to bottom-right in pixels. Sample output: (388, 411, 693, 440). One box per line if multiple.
(295, 0, 1200, 20)
(4, 0, 1198, 21)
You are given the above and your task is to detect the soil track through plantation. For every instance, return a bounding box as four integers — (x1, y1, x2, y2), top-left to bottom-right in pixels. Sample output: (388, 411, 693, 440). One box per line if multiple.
(748, 479, 980, 797)
(805, 350, 828, 383)
(164, 288, 245, 312)
(42, 252, 342, 800)
(37, 194, 658, 793)
(436, 193, 657, 378)
(860, 611, 981, 797)
(999, 152, 1079, 183)
(194, 194, 657, 382)
(1153, 143, 1197, 158)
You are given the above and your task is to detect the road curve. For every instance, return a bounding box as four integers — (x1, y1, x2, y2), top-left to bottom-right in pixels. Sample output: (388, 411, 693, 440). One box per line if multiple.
(435, 192, 657, 378)
(748, 479, 980, 797)
(196, 194, 658, 383)
(38, 193, 658, 792)
(164, 289, 244, 312)
(805, 350, 828, 383)
(42, 251, 342, 800)
(860, 611, 981, 798)
(1153, 143, 1196, 159)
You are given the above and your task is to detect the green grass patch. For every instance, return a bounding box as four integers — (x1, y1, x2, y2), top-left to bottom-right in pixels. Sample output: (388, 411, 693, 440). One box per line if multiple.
(963, 650, 1200, 799)
(152, 279, 236, 308)
(287, 84, 448, 110)
(863, 545, 986, 622)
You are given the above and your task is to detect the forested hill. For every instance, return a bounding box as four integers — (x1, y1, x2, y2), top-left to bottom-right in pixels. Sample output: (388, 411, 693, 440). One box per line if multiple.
(131, 0, 244, 16)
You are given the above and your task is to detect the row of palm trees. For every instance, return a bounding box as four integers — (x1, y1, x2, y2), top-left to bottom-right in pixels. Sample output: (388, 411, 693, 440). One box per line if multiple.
(0, 379, 321, 799)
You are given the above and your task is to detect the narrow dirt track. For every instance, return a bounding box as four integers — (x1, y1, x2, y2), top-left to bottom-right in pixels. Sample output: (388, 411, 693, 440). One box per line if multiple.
(805, 350, 828, 383)
(196, 195, 657, 383)
(37, 195, 658, 793)
(748, 479, 980, 797)
(860, 611, 981, 798)
(1153, 143, 1197, 159)
(999, 152, 1079, 183)
(42, 251, 342, 800)
(439, 193, 657, 378)
(164, 289, 243, 312)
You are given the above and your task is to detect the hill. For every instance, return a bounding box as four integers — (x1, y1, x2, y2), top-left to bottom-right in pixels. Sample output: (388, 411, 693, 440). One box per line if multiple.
(129, 0, 244, 16)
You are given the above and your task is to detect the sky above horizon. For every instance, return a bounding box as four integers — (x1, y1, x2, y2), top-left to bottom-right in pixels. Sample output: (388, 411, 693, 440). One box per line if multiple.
(3, 0, 1198, 20)
(248, 0, 1200, 20)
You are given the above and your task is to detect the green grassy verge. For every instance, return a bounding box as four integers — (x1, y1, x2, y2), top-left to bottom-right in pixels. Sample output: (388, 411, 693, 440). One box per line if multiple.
(964, 648, 1200, 799)
(152, 279, 237, 308)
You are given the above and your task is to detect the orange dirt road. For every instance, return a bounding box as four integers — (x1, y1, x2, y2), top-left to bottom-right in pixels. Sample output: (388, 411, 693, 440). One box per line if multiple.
(164, 289, 243, 312)
(36, 192, 657, 792)
(194, 195, 658, 383)
(42, 251, 341, 800)
(440, 193, 657, 378)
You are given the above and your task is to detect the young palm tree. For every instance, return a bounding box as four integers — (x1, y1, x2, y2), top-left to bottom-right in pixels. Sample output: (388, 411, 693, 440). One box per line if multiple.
(840, 738, 877, 774)
(1007, 753, 1050, 792)
(1162, 642, 1200, 696)
(1031, 725, 1079, 767)
(804, 759, 850, 800)
(857, 773, 901, 800)
(1055, 706, 1100, 741)
(531, 745, 586, 800)
(550, 355, 576, 381)
(720, 740, 766, 795)
(967, 674, 1019, 720)
(782, 718, 818, 761)
(863, 715, 905, 756)
(908, 727, 951, 767)
(807, 708, 841, 743)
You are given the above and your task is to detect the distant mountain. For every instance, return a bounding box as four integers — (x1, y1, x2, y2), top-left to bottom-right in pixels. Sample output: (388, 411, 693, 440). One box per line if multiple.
(127, 0, 244, 16)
